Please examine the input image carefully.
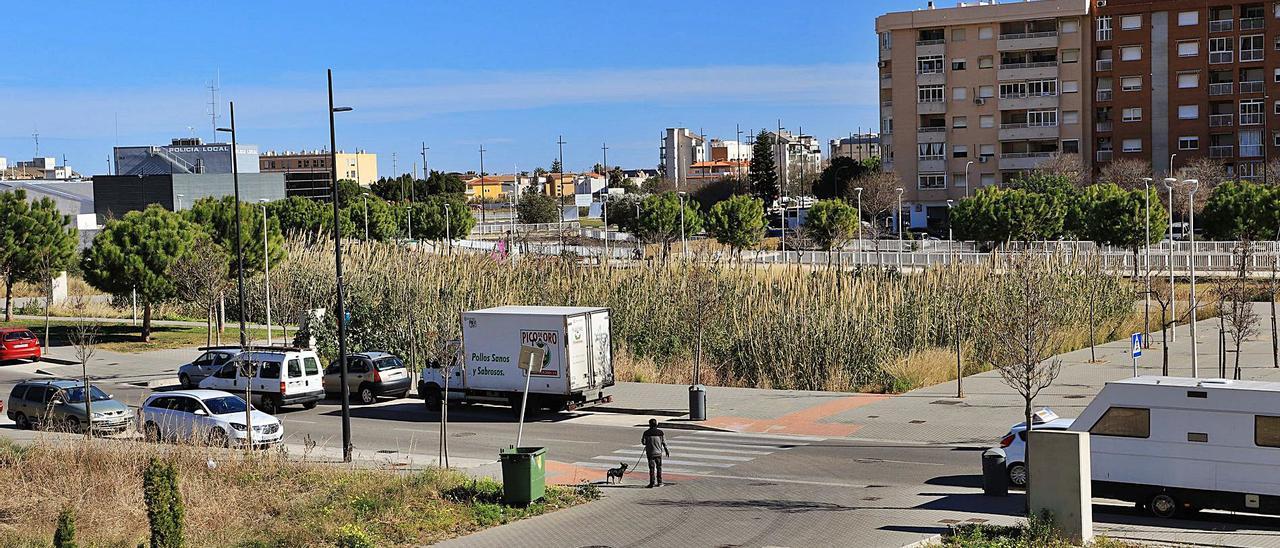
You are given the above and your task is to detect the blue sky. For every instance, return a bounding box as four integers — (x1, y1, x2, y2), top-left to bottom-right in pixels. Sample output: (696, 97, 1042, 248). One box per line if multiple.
(0, 1, 901, 177)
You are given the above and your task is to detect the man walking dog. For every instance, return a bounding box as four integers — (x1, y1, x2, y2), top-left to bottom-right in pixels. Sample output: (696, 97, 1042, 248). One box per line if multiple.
(642, 418, 670, 488)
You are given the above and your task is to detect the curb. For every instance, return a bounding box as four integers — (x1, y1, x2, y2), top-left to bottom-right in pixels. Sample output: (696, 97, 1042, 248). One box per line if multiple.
(901, 534, 942, 548)
(39, 357, 80, 366)
(655, 420, 733, 432)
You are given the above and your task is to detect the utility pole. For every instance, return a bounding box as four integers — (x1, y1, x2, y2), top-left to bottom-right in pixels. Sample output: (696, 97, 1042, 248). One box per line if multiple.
(557, 135, 566, 248)
(325, 69, 355, 462)
(479, 145, 487, 226)
(421, 142, 429, 178)
(602, 142, 610, 265)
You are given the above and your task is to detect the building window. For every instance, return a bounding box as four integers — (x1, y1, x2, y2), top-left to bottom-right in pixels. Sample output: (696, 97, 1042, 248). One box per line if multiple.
(980, 173, 996, 186)
(1241, 130, 1264, 156)
(1063, 111, 1080, 125)
(1122, 138, 1143, 153)
(1090, 407, 1150, 438)
(952, 87, 968, 101)
(1177, 72, 1200, 88)
(1179, 136, 1200, 150)
(1121, 14, 1142, 30)
(1062, 20, 1079, 33)
(978, 56, 994, 69)
(1062, 139, 1080, 154)
(1178, 10, 1199, 26)
(1275, 68, 1280, 82)
(1242, 99, 1265, 125)
(979, 26, 993, 40)
(953, 173, 968, 187)
(1028, 110, 1058, 126)
(1062, 80, 1079, 93)
(918, 143, 945, 160)
(1178, 105, 1200, 119)
(918, 173, 947, 189)
(918, 85, 944, 103)
(980, 115, 995, 129)
(1062, 49, 1080, 63)
(952, 28, 966, 42)
(953, 116, 968, 128)
(1096, 15, 1113, 41)
(1122, 107, 1143, 122)
(953, 145, 969, 158)
(1242, 35, 1265, 61)
(1275, 101, 1280, 115)
(917, 55, 945, 74)
(1177, 40, 1199, 57)
(1120, 45, 1142, 61)
(1275, 131, 1280, 147)
(880, 32, 892, 49)
(1210, 37, 1233, 63)
(980, 144, 996, 157)
(952, 59, 967, 71)
(1121, 76, 1142, 91)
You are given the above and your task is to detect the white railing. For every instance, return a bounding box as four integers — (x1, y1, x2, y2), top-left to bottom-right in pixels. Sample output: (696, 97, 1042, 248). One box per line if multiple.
(1241, 49, 1264, 62)
(1241, 17, 1264, 30)
(1000, 121, 1058, 129)
(1240, 113, 1263, 126)
(1209, 114, 1234, 127)
(1096, 121, 1113, 132)
(1209, 19, 1234, 33)
(918, 127, 947, 133)
(916, 39, 945, 46)
(999, 31, 1058, 41)
(470, 221, 580, 235)
(1240, 81, 1264, 93)
(1209, 51, 1233, 64)
(1209, 82, 1233, 95)
(1210, 145, 1234, 158)
(1096, 89, 1113, 101)
(1000, 61, 1058, 70)
(1096, 150, 1113, 162)
(1001, 152, 1058, 159)
(1095, 59, 1113, 71)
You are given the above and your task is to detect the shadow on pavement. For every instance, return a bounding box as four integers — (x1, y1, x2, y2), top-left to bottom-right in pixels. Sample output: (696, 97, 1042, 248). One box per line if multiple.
(878, 525, 949, 536)
(914, 492, 1026, 516)
(317, 401, 583, 424)
(636, 498, 857, 514)
(925, 474, 984, 489)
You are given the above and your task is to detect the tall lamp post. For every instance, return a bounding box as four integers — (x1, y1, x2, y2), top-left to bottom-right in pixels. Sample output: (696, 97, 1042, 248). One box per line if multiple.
(946, 199, 955, 265)
(1186, 178, 1200, 377)
(896, 187, 904, 269)
(1163, 177, 1177, 342)
(326, 69, 355, 462)
(258, 198, 272, 346)
(361, 195, 369, 241)
(678, 191, 688, 259)
(964, 160, 974, 198)
(443, 203, 452, 254)
(215, 102, 251, 451)
(1141, 177, 1153, 348)
(602, 142, 609, 265)
(855, 186, 863, 265)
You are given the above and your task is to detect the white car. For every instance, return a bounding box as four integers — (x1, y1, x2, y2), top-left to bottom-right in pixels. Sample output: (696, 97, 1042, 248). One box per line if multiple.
(198, 348, 325, 414)
(996, 410, 1075, 487)
(137, 389, 283, 448)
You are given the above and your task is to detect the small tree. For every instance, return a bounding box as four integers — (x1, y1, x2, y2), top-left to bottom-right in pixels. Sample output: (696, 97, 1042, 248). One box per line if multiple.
(53, 506, 77, 548)
(144, 457, 185, 548)
(1149, 271, 1176, 376)
(637, 192, 703, 260)
(802, 199, 859, 262)
(849, 170, 901, 264)
(170, 236, 230, 348)
(1032, 153, 1090, 188)
(550, 158, 563, 173)
(1097, 157, 1153, 190)
(814, 157, 877, 201)
(515, 190, 560, 224)
(66, 295, 100, 438)
(1223, 242, 1260, 380)
(705, 195, 765, 259)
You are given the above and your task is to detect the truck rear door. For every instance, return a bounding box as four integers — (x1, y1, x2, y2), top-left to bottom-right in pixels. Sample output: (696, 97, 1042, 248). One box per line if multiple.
(566, 315, 592, 391)
(590, 311, 612, 387)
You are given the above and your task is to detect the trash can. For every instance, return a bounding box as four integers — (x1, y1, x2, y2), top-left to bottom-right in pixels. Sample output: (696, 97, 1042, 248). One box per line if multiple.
(499, 446, 546, 506)
(688, 384, 707, 421)
(981, 448, 1008, 497)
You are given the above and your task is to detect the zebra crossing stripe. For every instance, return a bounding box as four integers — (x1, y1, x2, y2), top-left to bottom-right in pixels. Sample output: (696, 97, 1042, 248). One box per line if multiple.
(677, 436, 804, 449)
(589, 456, 734, 468)
(611, 448, 754, 462)
(571, 461, 706, 475)
(664, 443, 773, 455)
(688, 431, 828, 443)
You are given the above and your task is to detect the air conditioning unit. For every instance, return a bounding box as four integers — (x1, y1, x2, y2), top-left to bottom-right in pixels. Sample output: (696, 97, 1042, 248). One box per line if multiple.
(1096, 0, 1107, 7)
(878, 60, 889, 69)
(974, 97, 986, 106)
(979, 156, 990, 163)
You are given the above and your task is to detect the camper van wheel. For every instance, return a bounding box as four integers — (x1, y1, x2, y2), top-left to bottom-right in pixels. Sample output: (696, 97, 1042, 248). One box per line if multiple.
(423, 386, 442, 411)
(259, 396, 279, 415)
(1148, 493, 1179, 519)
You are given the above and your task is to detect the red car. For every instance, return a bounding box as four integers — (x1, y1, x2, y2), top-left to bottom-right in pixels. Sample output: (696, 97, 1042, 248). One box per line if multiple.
(0, 328, 41, 363)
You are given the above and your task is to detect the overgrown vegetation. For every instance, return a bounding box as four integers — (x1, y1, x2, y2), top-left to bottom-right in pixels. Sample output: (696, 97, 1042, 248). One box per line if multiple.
(0, 440, 588, 547)
(942, 513, 1141, 547)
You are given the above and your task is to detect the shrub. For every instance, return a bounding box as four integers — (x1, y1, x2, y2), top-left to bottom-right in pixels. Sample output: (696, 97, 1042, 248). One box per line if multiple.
(143, 457, 184, 548)
(53, 507, 76, 548)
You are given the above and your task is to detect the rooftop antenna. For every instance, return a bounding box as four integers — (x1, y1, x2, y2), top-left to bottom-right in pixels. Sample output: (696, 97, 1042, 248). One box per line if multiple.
(207, 70, 220, 141)
(32, 128, 39, 157)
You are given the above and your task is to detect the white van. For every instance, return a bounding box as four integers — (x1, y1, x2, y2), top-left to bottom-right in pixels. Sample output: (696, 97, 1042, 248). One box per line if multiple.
(198, 347, 325, 414)
(1070, 376, 1280, 518)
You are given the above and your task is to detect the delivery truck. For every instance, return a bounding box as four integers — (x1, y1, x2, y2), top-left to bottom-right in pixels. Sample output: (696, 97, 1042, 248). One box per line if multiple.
(418, 306, 615, 414)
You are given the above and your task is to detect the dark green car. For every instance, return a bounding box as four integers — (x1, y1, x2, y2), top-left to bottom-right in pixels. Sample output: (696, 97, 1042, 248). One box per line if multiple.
(6, 379, 132, 434)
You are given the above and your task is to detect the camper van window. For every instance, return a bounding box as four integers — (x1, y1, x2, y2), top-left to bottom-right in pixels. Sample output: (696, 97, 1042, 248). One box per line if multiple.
(1187, 432, 1208, 443)
(1090, 406, 1150, 438)
(287, 359, 302, 378)
(257, 361, 281, 379)
(1255, 415, 1280, 448)
(304, 357, 321, 376)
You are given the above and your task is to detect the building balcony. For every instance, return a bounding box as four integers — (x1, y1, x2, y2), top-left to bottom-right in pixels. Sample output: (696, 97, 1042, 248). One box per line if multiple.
(880, 77, 893, 89)
(999, 152, 1058, 171)
(1209, 114, 1234, 127)
(1240, 81, 1264, 94)
(997, 63, 1058, 82)
(1209, 52, 1233, 64)
(998, 94, 1059, 111)
(1242, 113, 1264, 126)
(1095, 59, 1112, 71)
(1096, 29, 1112, 42)
(1096, 89, 1113, 102)
(916, 128, 948, 143)
(997, 32, 1059, 52)
(1241, 49, 1264, 62)
(916, 101, 947, 115)
(916, 42, 945, 57)
(998, 123, 1059, 141)
(917, 158, 947, 173)
(1095, 120, 1113, 133)
(1210, 145, 1234, 158)
(1209, 82, 1234, 96)
(1241, 17, 1264, 31)
(1209, 19, 1234, 33)
(1096, 150, 1113, 163)
(916, 72, 946, 86)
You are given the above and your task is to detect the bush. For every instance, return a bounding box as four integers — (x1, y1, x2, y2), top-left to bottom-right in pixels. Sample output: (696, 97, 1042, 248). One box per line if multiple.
(334, 524, 376, 548)
(53, 507, 76, 548)
(143, 457, 184, 548)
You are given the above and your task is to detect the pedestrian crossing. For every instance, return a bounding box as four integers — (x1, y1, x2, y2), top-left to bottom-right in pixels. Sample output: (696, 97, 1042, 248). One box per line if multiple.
(571, 430, 824, 476)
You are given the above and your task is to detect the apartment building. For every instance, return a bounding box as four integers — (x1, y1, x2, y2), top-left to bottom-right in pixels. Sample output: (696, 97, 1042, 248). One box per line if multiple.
(661, 128, 706, 186)
(1092, 1, 1279, 179)
(876, 0, 1090, 230)
(829, 133, 883, 161)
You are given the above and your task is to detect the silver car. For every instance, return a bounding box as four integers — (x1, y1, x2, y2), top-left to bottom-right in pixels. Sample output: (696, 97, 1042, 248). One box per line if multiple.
(177, 347, 240, 389)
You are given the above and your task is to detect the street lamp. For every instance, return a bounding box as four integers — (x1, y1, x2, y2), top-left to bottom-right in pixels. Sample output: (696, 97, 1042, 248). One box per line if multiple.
(964, 160, 974, 198)
(443, 203, 452, 255)
(258, 198, 272, 347)
(1163, 177, 1177, 342)
(602, 142, 609, 266)
(896, 187, 904, 269)
(1141, 177, 1153, 349)
(361, 195, 369, 241)
(854, 187, 863, 266)
(678, 191, 688, 259)
(326, 69, 355, 463)
(215, 102, 250, 452)
(634, 201, 642, 259)
(176, 194, 184, 211)
(1186, 178, 1200, 377)
(946, 199, 954, 264)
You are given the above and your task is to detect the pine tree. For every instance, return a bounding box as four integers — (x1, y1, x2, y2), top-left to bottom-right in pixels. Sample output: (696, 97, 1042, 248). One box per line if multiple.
(144, 457, 184, 548)
(550, 158, 563, 173)
(749, 130, 779, 203)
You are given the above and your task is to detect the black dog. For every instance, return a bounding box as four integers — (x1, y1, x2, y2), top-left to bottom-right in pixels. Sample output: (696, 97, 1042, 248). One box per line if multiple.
(605, 462, 629, 484)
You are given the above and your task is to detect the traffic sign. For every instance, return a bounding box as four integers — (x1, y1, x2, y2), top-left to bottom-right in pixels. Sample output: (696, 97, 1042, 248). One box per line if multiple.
(1131, 333, 1143, 357)
(518, 344, 546, 373)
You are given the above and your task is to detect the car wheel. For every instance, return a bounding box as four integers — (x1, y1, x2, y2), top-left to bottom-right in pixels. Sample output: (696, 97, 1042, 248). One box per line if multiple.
(259, 396, 279, 415)
(1149, 493, 1179, 519)
(64, 416, 81, 434)
(423, 385, 442, 411)
(208, 428, 230, 448)
(302, 401, 318, 410)
(13, 413, 30, 430)
(179, 374, 192, 389)
(144, 422, 161, 443)
(358, 385, 376, 405)
(1007, 463, 1028, 488)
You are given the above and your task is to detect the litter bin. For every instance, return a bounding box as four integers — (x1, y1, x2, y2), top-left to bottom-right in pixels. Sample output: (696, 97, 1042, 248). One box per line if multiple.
(499, 446, 546, 505)
(981, 448, 1008, 497)
(688, 384, 707, 421)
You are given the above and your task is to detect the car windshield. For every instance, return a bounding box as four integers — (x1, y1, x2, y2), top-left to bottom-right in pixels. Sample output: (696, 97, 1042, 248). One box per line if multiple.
(203, 396, 248, 415)
(3, 331, 34, 341)
(375, 357, 404, 371)
(63, 386, 111, 403)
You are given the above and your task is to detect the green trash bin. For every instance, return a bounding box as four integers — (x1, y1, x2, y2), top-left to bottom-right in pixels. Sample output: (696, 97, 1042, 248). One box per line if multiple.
(499, 446, 546, 505)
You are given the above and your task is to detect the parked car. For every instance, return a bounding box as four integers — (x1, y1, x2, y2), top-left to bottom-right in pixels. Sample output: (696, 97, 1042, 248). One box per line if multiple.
(0, 327, 41, 363)
(995, 408, 1074, 488)
(323, 351, 411, 404)
(137, 389, 282, 448)
(6, 379, 132, 434)
(197, 347, 324, 414)
(177, 347, 240, 388)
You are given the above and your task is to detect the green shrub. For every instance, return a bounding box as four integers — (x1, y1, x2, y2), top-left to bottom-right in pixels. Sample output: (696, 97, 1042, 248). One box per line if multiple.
(143, 457, 184, 548)
(471, 503, 505, 527)
(333, 524, 375, 548)
(52, 507, 76, 548)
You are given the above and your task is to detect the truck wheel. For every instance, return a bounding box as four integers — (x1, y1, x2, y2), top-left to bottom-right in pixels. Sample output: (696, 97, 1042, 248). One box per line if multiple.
(423, 385, 442, 411)
(259, 395, 279, 415)
(1149, 493, 1179, 519)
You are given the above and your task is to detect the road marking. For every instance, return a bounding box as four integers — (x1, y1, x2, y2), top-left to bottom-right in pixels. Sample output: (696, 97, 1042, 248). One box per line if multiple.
(853, 457, 948, 467)
(529, 437, 604, 445)
(285, 419, 318, 425)
(589, 456, 734, 468)
(689, 430, 828, 443)
(612, 448, 754, 462)
(570, 462, 877, 488)
(677, 436, 804, 449)
(572, 461, 708, 475)
(665, 443, 772, 455)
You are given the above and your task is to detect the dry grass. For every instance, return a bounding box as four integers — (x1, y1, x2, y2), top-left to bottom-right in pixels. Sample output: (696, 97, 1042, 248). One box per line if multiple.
(0, 437, 591, 547)
(9, 276, 101, 299)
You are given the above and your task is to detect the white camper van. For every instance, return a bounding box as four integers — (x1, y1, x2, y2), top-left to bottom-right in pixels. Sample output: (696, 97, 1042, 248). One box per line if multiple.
(418, 306, 614, 414)
(1070, 376, 1280, 518)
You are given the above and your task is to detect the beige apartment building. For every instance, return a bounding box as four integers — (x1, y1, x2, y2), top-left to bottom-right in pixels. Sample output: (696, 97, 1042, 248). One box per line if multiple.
(876, 0, 1090, 232)
(260, 150, 379, 199)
